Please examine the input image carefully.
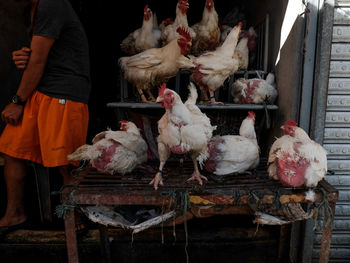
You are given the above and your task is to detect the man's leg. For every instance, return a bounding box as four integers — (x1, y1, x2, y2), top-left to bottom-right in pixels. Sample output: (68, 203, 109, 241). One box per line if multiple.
(0, 154, 27, 227)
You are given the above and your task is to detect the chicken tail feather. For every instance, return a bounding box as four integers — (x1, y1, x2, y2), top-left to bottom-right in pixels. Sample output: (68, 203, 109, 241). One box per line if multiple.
(185, 82, 198, 105)
(67, 144, 92, 161)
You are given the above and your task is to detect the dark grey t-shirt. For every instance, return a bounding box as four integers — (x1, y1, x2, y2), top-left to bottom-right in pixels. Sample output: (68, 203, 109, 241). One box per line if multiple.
(32, 0, 90, 104)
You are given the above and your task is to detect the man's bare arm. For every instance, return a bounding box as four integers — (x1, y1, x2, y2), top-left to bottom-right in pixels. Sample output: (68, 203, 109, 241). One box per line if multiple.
(1, 36, 55, 125)
(16, 35, 55, 101)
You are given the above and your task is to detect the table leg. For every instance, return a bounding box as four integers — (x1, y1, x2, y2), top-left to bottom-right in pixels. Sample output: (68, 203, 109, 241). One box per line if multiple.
(318, 201, 336, 263)
(64, 209, 79, 263)
(99, 225, 112, 263)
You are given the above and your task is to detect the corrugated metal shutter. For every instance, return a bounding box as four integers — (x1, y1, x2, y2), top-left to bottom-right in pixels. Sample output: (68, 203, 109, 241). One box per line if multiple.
(313, 1, 350, 261)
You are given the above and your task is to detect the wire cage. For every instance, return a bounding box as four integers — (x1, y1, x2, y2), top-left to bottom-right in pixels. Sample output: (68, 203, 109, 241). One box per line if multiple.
(107, 14, 276, 163)
(116, 14, 270, 104)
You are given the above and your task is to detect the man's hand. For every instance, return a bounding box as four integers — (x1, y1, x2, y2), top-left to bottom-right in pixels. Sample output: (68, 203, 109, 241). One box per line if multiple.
(1, 103, 24, 125)
(12, 47, 31, 69)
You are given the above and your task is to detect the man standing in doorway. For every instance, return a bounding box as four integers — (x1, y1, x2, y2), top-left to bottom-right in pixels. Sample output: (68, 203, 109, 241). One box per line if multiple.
(0, 0, 90, 234)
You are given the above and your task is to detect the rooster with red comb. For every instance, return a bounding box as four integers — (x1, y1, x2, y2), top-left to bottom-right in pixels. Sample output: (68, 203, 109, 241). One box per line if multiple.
(190, 22, 242, 104)
(150, 82, 216, 190)
(160, 0, 196, 46)
(202, 111, 260, 175)
(119, 26, 194, 103)
(120, 4, 161, 55)
(67, 121, 148, 175)
(267, 120, 327, 188)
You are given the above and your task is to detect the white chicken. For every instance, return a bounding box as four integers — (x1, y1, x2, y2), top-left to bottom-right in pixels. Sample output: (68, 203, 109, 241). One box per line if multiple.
(202, 111, 260, 175)
(150, 83, 216, 190)
(267, 120, 328, 188)
(190, 23, 242, 104)
(120, 5, 161, 55)
(234, 35, 249, 71)
(67, 121, 148, 175)
(190, 0, 220, 56)
(231, 72, 277, 104)
(119, 27, 195, 103)
(160, 0, 196, 47)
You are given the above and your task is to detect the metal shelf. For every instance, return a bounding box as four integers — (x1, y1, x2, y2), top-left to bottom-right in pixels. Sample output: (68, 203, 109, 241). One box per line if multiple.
(107, 102, 278, 110)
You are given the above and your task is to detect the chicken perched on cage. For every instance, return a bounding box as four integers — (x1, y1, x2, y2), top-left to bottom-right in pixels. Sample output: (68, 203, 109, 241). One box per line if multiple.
(150, 83, 216, 190)
(119, 27, 195, 103)
(67, 121, 148, 175)
(202, 111, 260, 175)
(231, 72, 277, 104)
(190, 0, 220, 56)
(160, 0, 196, 47)
(190, 23, 241, 104)
(120, 5, 161, 55)
(267, 120, 328, 188)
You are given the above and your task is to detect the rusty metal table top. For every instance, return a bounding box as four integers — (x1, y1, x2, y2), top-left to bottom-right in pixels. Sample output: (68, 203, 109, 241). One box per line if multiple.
(59, 160, 338, 207)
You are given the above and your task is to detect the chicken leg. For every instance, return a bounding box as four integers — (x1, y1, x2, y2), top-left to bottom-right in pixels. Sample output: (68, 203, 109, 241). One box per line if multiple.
(150, 142, 170, 190)
(137, 87, 150, 103)
(199, 86, 210, 104)
(187, 157, 208, 185)
(209, 90, 223, 105)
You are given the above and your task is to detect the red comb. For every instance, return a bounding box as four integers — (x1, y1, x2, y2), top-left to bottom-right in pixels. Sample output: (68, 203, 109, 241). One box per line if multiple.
(159, 83, 167, 96)
(176, 27, 191, 41)
(144, 4, 148, 11)
(164, 18, 174, 26)
(248, 111, 255, 119)
(119, 120, 128, 124)
(238, 22, 242, 28)
(287, 120, 298, 126)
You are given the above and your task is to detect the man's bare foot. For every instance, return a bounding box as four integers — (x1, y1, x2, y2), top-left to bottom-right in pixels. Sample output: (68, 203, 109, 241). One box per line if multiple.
(0, 215, 27, 228)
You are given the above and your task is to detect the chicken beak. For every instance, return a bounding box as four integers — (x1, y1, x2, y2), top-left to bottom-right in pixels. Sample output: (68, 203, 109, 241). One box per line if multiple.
(156, 96, 164, 103)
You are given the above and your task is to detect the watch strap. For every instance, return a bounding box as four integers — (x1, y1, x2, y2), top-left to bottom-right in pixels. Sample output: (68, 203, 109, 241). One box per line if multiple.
(12, 95, 26, 106)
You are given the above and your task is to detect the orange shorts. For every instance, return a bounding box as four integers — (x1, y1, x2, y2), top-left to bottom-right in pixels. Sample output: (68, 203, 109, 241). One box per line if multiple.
(0, 91, 89, 167)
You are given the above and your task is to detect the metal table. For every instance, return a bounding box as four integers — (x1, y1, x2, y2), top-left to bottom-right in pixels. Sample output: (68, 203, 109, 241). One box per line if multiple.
(59, 161, 338, 263)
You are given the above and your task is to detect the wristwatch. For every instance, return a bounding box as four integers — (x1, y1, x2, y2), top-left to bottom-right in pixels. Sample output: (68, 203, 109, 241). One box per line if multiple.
(11, 94, 26, 106)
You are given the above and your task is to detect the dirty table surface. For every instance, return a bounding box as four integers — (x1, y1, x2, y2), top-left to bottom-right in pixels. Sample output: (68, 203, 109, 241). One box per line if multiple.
(60, 160, 338, 208)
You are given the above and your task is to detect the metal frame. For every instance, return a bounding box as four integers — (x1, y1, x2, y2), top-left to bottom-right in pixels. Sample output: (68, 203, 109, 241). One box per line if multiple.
(60, 166, 338, 263)
(302, 1, 335, 262)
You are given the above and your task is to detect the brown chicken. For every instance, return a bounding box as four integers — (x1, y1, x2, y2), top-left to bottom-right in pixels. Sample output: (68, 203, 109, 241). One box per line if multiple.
(119, 27, 195, 103)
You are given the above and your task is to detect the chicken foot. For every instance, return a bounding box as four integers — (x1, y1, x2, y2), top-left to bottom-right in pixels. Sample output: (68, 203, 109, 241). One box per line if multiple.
(209, 90, 224, 105)
(187, 159, 208, 185)
(137, 87, 156, 103)
(149, 170, 164, 190)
